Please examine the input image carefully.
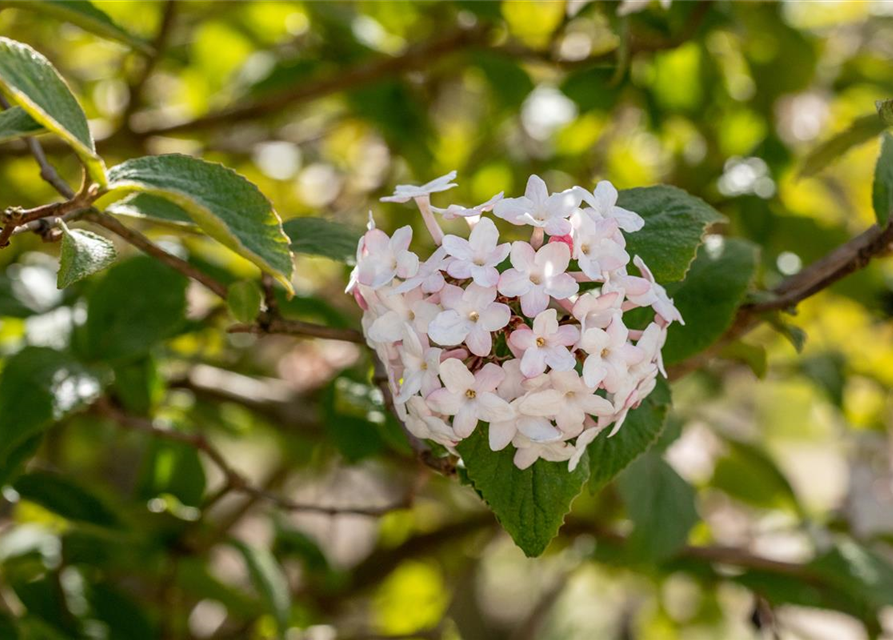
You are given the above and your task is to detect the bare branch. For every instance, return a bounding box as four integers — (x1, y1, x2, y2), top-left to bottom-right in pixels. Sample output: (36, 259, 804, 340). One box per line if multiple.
(95, 399, 410, 518)
(228, 317, 364, 344)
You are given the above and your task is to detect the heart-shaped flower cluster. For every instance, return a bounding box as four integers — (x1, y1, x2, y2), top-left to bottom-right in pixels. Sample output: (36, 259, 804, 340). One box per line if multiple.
(347, 172, 682, 472)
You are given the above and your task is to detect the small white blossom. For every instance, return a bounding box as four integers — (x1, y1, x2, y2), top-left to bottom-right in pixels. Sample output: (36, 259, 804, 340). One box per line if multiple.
(354, 226, 419, 290)
(521, 370, 615, 437)
(509, 309, 579, 378)
(572, 290, 623, 330)
(426, 359, 511, 437)
(367, 287, 439, 343)
(380, 170, 458, 203)
(428, 284, 510, 356)
(442, 217, 510, 287)
(396, 328, 443, 402)
(512, 433, 575, 470)
(405, 396, 457, 447)
(575, 181, 644, 233)
(578, 313, 645, 392)
(494, 174, 581, 236)
(432, 192, 504, 220)
(498, 241, 578, 317)
(392, 246, 449, 295)
(489, 397, 562, 451)
(571, 213, 629, 279)
(609, 256, 684, 325)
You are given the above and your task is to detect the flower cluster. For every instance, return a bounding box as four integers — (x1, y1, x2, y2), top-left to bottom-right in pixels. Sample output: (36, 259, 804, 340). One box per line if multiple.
(347, 172, 682, 472)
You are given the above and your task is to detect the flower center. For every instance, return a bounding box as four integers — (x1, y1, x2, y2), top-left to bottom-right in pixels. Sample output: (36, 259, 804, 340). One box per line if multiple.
(601, 347, 610, 358)
(581, 243, 590, 254)
(465, 389, 477, 399)
(468, 311, 480, 321)
(474, 258, 485, 266)
(529, 274, 542, 285)
(535, 337, 546, 347)
(408, 310, 416, 320)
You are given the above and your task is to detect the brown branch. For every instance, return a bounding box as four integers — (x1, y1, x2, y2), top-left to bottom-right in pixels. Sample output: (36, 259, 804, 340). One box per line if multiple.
(95, 399, 409, 518)
(669, 220, 893, 379)
(84, 211, 230, 299)
(227, 317, 364, 343)
(129, 24, 491, 138)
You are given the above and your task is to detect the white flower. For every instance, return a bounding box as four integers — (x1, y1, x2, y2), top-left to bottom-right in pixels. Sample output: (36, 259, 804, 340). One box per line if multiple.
(442, 217, 510, 287)
(572, 290, 623, 330)
(571, 214, 630, 279)
(428, 283, 510, 357)
(520, 370, 615, 437)
(609, 256, 684, 325)
(488, 396, 563, 451)
(367, 287, 440, 343)
(578, 313, 645, 392)
(354, 226, 419, 290)
(568, 427, 600, 472)
(432, 192, 504, 220)
(380, 170, 458, 203)
(396, 328, 443, 402)
(496, 359, 527, 401)
(498, 241, 578, 317)
(405, 396, 457, 446)
(494, 174, 582, 236)
(512, 433, 575, 470)
(426, 359, 511, 437)
(392, 246, 449, 295)
(509, 309, 579, 378)
(575, 181, 644, 232)
(633, 321, 668, 378)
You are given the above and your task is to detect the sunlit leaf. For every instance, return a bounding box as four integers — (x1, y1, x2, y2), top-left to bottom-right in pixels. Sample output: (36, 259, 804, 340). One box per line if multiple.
(0, 105, 43, 143)
(283, 217, 361, 264)
(873, 131, 893, 227)
(231, 541, 291, 636)
(56, 222, 117, 289)
(13, 470, 120, 528)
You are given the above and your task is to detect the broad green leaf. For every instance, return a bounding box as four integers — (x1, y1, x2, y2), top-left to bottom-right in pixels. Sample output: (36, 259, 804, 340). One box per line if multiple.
(719, 341, 768, 378)
(56, 222, 117, 289)
(878, 99, 893, 126)
(13, 471, 119, 528)
(561, 66, 620, 112)
(137, 440, 207, 508)
(0, 436, 42, 488)
(12, 575, 82, 637)
(231, 541, 291, 636)
(872, 131, 893, 227)
(662, 238, 759, 365)
(0, 347, 103, 470)
(79, 256, 188, 362)
(227, 280, 262, 323)
(321, 375, 389, 462)
(618, 451, 698, 562)
(589, 378, 671, 492)
(0, 37, 106, 185)
(0, 105, 43, 142)
(107, 155, 295, 293)
(282, 217, 362, 264)
(111, 356, 163, 416)
(618, 186, 725, 282)
(711, 437, 802, 514)
(273, 520, 330, 574)
(87, 583, 157, 640)
(106, 193, 195, 227)
(800, 113, 887, 178)
(473, 51, 534, 110)
(5, 1, 152, 53)
(457, 428, 590, 557)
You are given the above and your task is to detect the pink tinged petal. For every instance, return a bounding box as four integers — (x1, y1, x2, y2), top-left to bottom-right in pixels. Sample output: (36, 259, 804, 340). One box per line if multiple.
(489, 420, 516, 451)
(438, 283, 464, 310)
(525, 174, 549, 204)
(428, 311, 469, 346)
(494, 198, 534, 225)
(390, 226, 414, 252)
(411, 300, 440, 329)
(397, 371, 423, 403)
(497, 269, 532, 297)
(453, 402, 479, 438)
(368, 311, 404, 343)
(463, 283, 497, 309)
(580, 394, 615, 416)
(520, 348, 548, 378)
(474, 363, 506, 393)
(618, 344, 646, 366)
(446, 259, 473, 280)
(492, 242, 511, 264)
(475, 392, 512, 423)
(543, 217, 572, 237)
(470, 265, 500, 288)
(582, 358, 608, 388)
(437, 357, 475, 393)
(517, 417, 562, 443)
(613, 206, 644, 232)
(568, 428, 599, 471)
(422, 271, 445, 293)
(607, 409, 630, 437)
(520, 288, 550, 318)
(509, 327, 536, 351)
(396, 251, 419, 279)
(465, 325, 492, 357)
(426, 388, 462, 415)
(469, 217, 500, 251)
(480, 302, 510, 331)
(519, 389, 564, 416)
(510, 241, 536, 271)
(554, 324, 580, 346)
(363, 228, 391, 253)
(607, 316, 629, 343)
(537, 241, 571, 274)
(514, 446, 539, 470)
(544, 346, 576, 372)
(544, 273, 579, 300)
(555, 405, 585, 436)
(532, 308, 558, 336)
(442, 234, 474, 260)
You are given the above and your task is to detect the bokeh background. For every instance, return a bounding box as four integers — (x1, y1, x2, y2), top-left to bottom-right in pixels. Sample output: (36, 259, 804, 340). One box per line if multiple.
(2, 1, 893, 639)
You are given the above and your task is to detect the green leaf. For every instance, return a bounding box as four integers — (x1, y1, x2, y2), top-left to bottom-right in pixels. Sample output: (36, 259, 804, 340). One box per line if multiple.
(231, 541, 291, 636)
(711, 437, 802, 514)
(106, 193, 195, 227)
(5, 0, 152, 54)
(227, 280, 262, 323)
(0, 105, 43, 142)
(457, 428, 590, 557)
(107, 155, 294, 292)
(0, 37, 106, 185)
(800, 113, 887, 178)
(473, 51, 534, 110)
(137, 440, 207, 508)
(87, 583, 157, 640)
(878, 99, 893, 126)
(618, 451, 698, 562)
(0, 347, 103, 470)
(662, 238, 759, 366)
(79, 256, 188, 362)
(111, 356, 163, 416)
(618, 186, 725, 282)
(560, 66, 619, 112)
(282, 217, 362, 264)
(873, 131, 893, 227)
(56, 222, 117, 289)
(718, 341, 768, 378)
(13, 471, 119, 528)
(588, 378, 671, 493)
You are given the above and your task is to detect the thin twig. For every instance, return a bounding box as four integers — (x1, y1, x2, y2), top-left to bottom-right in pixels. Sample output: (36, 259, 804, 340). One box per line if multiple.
(228, 317, 364, 343)
(95, 399, 409, 518)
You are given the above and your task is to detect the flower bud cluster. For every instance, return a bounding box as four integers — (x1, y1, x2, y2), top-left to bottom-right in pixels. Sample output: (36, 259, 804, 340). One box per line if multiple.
(347, 172, 682, 471)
